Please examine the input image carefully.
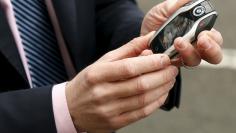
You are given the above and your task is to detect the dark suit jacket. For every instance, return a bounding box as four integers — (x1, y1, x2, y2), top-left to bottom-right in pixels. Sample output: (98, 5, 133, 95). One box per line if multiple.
(0, 0, 181, 132)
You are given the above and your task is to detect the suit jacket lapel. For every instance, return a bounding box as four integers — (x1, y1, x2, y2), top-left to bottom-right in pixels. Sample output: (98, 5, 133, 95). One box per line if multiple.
(0, 8, 28, 83)
(52, 0, 96, 72)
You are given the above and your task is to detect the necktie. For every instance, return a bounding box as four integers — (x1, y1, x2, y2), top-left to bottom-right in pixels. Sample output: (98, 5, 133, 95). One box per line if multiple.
(12, 0, 68, 87)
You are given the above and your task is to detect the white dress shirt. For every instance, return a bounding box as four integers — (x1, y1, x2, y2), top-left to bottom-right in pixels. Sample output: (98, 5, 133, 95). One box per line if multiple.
(0, 0, 77, 132)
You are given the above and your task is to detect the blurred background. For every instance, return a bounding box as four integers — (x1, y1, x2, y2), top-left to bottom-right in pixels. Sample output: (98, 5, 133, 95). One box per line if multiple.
(119, 0, 236, 133)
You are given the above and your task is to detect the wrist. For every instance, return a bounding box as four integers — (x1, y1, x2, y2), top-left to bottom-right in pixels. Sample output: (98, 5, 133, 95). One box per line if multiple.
(65, 79, 87, 132)
(65, 81, 76, 126)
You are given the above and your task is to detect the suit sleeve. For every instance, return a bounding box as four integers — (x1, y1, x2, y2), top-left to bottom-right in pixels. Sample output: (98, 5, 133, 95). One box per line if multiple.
(0, 86, 57, 133)
(95, 0, 144, 52)
(95, 0, 181, 111)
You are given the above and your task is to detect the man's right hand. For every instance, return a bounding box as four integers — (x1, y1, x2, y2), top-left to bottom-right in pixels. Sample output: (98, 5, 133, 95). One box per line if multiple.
(66, 32, 179, 133)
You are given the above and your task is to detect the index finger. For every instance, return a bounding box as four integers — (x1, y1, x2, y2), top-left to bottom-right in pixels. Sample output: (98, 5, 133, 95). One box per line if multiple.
(89, 54, 170, 83)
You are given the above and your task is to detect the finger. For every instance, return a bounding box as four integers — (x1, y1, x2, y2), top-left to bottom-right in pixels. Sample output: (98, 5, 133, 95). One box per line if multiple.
(111, 93, 169, 129)
(140, 50, 153, 56)
(174, 37, 201, 67)
(107, 66, 178, 98)
(98, 32, 155, 62)
(141, 0, 191, 35)
(197, 35, 223, 64)
(111, 79, 175, 115)
(198, 29, 223, 47)
(89, 54, 171, 83)
(166, 0, 191, 16)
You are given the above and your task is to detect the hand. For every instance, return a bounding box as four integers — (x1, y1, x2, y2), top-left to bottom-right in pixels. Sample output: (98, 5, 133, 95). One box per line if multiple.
(66, 32, 179, 133)
(141, 0, 223, 67)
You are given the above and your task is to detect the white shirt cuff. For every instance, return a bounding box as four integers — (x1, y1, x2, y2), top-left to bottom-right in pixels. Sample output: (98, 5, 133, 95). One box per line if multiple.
(52, 82, 77, 133)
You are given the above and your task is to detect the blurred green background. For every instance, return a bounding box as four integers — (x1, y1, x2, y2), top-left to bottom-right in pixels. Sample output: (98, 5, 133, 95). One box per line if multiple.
(119, 0, 236, 133)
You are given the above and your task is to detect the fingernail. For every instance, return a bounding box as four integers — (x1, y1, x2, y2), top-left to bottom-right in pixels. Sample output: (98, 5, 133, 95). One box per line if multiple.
(175, 38, 187, 50)
(171, 66, 179, 77)
(160, 55, 170, 67)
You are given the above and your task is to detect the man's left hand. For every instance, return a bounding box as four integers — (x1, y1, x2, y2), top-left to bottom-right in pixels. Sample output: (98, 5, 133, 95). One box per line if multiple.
(141, 0, 223, 67)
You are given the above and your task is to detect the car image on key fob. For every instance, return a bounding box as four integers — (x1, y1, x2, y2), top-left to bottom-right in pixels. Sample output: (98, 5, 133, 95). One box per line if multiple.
(149, 0, 218, 59)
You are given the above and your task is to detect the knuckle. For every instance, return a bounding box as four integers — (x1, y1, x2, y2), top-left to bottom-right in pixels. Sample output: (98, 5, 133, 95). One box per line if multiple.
(128, 38, 142, 55)
(96, 107, 110, 120)
(104, 51, 115, 59)
(138, 94, 146, 107)
(85, 67, 97, 85)
(122, 61, 136, 77)
(91, 87, 106, 104)
(130, 38, 140, 45)
(136, 77, 148, 93)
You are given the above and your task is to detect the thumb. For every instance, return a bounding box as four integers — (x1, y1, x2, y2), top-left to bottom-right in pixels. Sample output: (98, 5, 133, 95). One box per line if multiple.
(98, 31, 155, 62)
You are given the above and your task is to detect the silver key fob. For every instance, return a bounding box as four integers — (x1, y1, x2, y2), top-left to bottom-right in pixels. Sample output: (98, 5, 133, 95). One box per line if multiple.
(149, 0, 218, 59)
